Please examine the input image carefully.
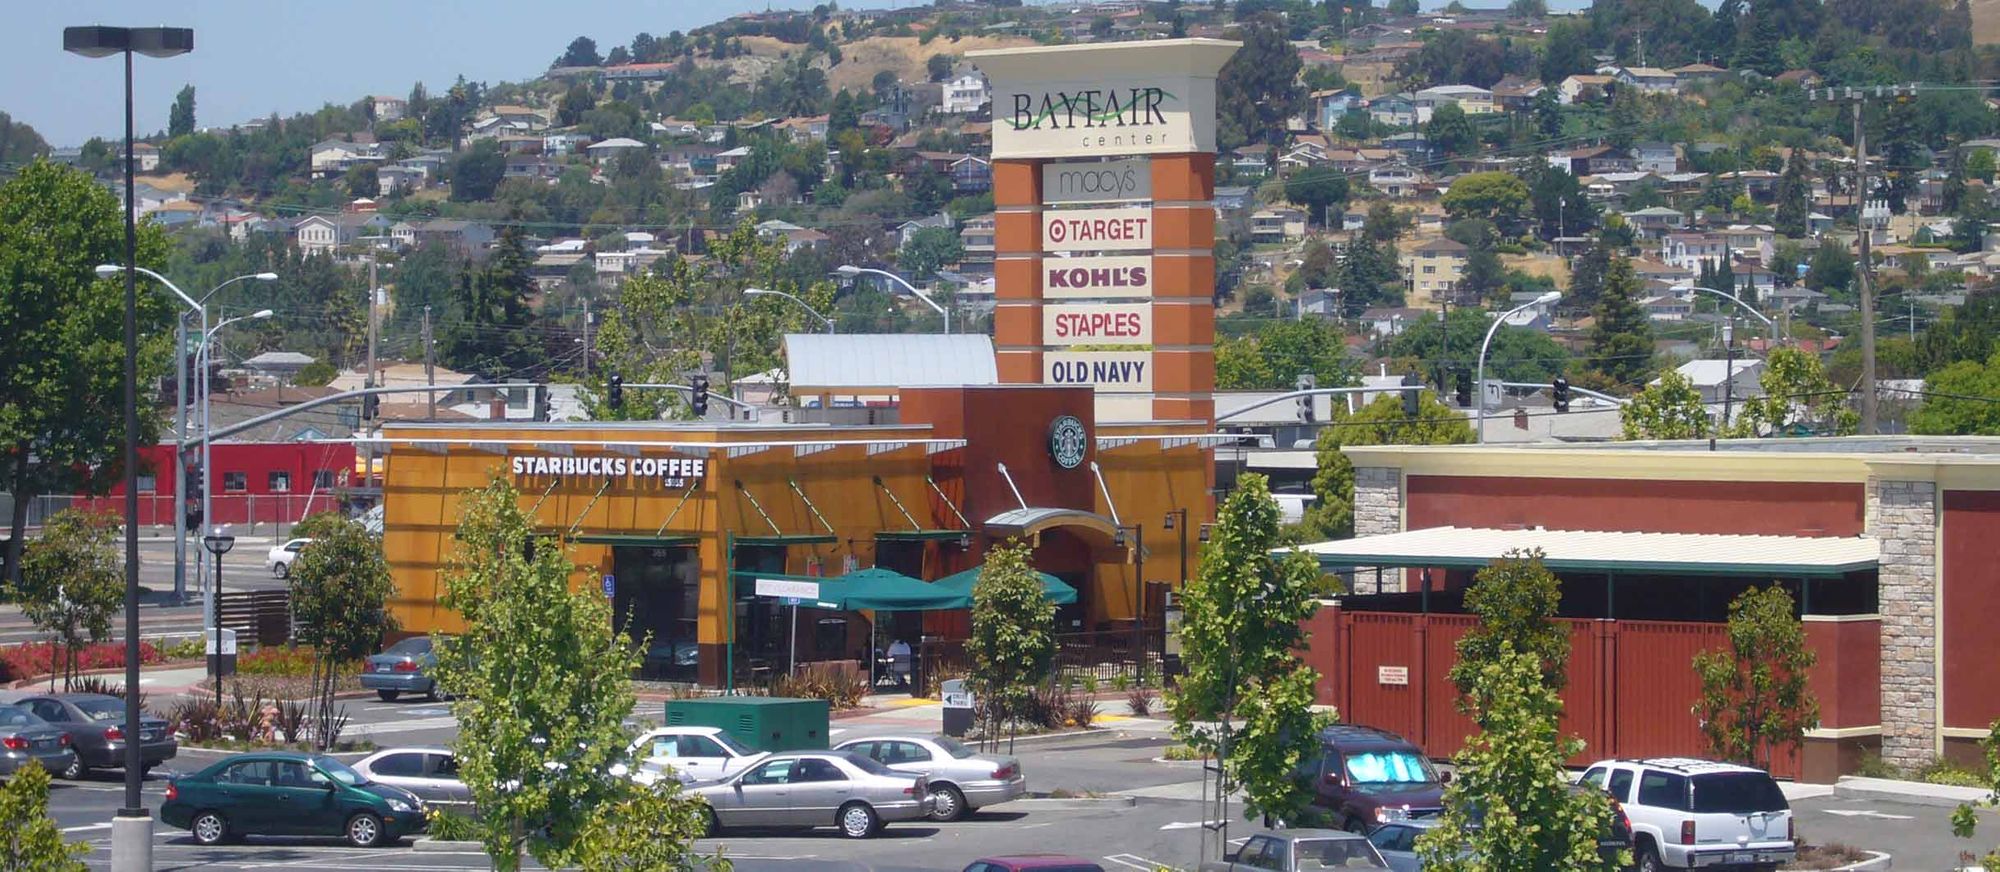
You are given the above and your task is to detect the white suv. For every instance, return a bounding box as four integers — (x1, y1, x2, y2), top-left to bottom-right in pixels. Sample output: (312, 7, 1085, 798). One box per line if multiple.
(1579, 758, 1795, 871)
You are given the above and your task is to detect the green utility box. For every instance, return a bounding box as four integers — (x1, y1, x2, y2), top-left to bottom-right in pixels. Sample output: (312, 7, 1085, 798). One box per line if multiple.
(664, 696, 830, 752)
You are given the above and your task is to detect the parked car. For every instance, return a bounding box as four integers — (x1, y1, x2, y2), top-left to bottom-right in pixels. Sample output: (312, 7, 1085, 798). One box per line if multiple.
(832, 733, 1026, 821)
(160, 751, 427, 848)
(0, 692, 175, 780)
(1579, 757, 1793, 871)
(350, 747, 469, 807)
(685, 750, 932, 839)
(964, 856, 1106, 872)
(0, 705, 77, 778)
(359, 636, 439, 702)
(615, 726, 766, 786)
(1299, 725, 1447, 833)
(1199, 829, 1391, 871)
(267, 538, 312, 578)
(1370, 786, 1630, 869)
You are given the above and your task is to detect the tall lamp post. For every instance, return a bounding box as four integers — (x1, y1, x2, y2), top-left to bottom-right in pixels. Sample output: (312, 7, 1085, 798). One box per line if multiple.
(1162, 508, 1190, 677)
(63, 23, 193, 872)
(744, 287, 835, 333)
(836, 265, 952, 334)
(201, 529, 234, 709)
(1475, 291, 1562, 444)
(1672, 284, 1778, 340)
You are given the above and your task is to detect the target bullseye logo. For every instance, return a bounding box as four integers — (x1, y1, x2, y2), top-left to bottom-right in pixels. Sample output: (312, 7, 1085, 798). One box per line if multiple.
(1047, 219, 1068, 244)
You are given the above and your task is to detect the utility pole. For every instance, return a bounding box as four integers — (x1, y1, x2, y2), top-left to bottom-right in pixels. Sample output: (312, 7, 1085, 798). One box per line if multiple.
(367, 254, 381, 392)
(582, 296, 593, 377)
(1812, 85, 1916, 435)
(422, 306, 436, 420)
(1721, 318, 1736, 432)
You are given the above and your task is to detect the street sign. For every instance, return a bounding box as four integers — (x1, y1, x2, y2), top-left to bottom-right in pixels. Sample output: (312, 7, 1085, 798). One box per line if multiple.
(602, 574, 615, 598)
(784, 596, 801, 607)
(756, 578, 820, 600)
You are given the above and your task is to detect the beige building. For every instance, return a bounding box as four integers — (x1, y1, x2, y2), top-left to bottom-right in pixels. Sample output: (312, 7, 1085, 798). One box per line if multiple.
(1401, 236, 1468, 308)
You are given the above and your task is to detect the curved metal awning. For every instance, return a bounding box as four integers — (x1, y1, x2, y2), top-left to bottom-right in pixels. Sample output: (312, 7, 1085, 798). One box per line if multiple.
(1286, 526, 1880, 579)
(984, 507, 1121, 548)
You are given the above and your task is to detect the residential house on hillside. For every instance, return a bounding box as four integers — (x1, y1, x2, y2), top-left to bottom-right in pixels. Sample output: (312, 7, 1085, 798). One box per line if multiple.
(1250, 208, 1307, 243)
(1608, 66, 1680, 94)
(1559, 74, 1614, 104)
(370, 96, 407, 122)
(1403, 236, 1468, 306)
(1633, 258, 1697, 288)
(1623, 206, 1688, 240)
(377, 164, 427, 196)
(898, 212, 954, 247)
(1367, 94, 1418, 128)
(586, 137, 648, 166)
(1552, 145, 1635, 176)
(661, 143, 721, 175)
(119, 142, 160, 172)
(1312, 89, 1364, 128)
(604, 63, 677, 81)
(310, 139, 384, 179)
(1413, 84, 1495, 120)
(1641, 294, 1695, 321)
(950, 155, 992, 193)
(1672, 358, 1765, 404)
(490, 106, 549, 131)
(942, 66, 990, 115)
(294, 213, 391, 257)
(1489, 76, 1545, 110)
(1670, 63, 1728, 84)
(1632, 142, 1679, 174)
(775, 115, 830, 143)
(1214, 186, 1253, 214)
(394, 219, 495, 256)
(1722, 224, 1776, 263)
(1370, 163, 1423, 198)
(1661, 230, 1729, 272)
(543, 131, 593, 156)
(504, 155, 562, 181)
(958, 214, 996, 271)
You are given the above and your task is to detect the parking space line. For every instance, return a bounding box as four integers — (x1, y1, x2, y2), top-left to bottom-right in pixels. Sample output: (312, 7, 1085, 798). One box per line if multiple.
(1105, 854, 1175, 871)
(61, 823, 111, 833)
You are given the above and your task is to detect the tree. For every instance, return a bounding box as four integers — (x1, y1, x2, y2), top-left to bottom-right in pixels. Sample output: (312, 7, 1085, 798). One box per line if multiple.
(0, 762, 87, 871)
(1970, 147, 1996, 184)
(1448, 551, 1569, 699)
(0, 162, 172, 587)
(0, 112, 51, 166)
(435, 476, 685, 870)
(898, 226, 963, 281)
(1388, 0, 1419, 14)
(1730, 346, 1857, 437)
(1951, 724, 2000, 870)
(441, 227, 541, 379)
(1530, 165, 1594, 241)
(1621, 369, 1711, 439)
(1214, 320, 1357, 390)
(450, 142, 506, 202)
(1693, 584, 1818, 771)
(1170, 474, 1328, 834)
(1912, 350, 2000, 434)
(287, 512, 395, 749)
(966, 539, 1056, 748)
(1586, 254, 1654, 389)
(1284, 165, 1350, 227)
(1303, 392, 1473, 539)
(927, 53, 955, 82)
(1215, 14, 1305, 153)
(1415, 641, 1623, 872)
(1509, 0, 1548, 18)
(1426, 103, 1479, 157)
(168, 85, 196, 138)
(1462, 246, 1508, 305)
(1773, 150, 1810, 238)
(17, 510, 122, 691)
(1540, 19, 1594, 83)
(567, 781, 718, 872)
(1805, 241, 1855, 293)
(558, 84, 598, 127)
(1442, 171, 1530, 232)
(556, 36, 602, 68)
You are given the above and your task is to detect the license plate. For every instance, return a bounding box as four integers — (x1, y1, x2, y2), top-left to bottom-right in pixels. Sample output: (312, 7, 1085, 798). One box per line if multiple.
(141, 731, 159, 741)
(1729, 853, 1752, 864)
(374, 664, 392, 673)
(33, 740, 53, 750)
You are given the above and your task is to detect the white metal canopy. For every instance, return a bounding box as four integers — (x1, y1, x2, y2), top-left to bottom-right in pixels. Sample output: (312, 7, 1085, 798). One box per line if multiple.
(1291, 526, 1880, 578)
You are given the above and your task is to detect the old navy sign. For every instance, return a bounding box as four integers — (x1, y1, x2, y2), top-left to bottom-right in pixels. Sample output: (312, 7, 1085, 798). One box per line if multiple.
(1042, 207, 1152, 253)
(1045, 351, 1152, 392)
(1044, 303, 1151, 345)
(1044, 255, 1152, 299)
(511, 454, 707, 488)
(1042, 158, 1152, 205)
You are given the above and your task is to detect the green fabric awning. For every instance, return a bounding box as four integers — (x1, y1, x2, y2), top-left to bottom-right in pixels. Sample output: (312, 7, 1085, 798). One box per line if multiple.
(736, 568, 968, 611)
(933, 565, 1079, 605)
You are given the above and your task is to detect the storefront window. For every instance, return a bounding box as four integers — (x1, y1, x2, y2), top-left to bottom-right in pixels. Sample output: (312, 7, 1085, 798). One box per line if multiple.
(222, 472, 247, 492)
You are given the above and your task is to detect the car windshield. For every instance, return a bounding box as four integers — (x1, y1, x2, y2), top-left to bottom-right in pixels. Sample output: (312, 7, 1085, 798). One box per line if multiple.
(314, 756, 367, 785)
(706, 731, 752, 757)
(74, 699, 125, 722)
(1294, 838, 1382, 868)
(1690, 772, 1788, 813)
(934, 736, 978, 759)
(1344, 750, 1437, 785)
(385, 637, 430, 655)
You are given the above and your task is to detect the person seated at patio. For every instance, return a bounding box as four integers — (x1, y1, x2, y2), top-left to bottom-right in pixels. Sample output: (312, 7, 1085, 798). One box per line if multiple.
(887, 638, 913, 689)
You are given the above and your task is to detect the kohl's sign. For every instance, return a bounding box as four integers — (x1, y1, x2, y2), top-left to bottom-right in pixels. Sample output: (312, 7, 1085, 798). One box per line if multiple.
(511, 454, 707, 488)
(1044, 256, 1152, 299)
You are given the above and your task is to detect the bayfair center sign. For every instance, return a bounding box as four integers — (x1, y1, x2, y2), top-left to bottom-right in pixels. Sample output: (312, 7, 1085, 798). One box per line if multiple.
(972, 38, 1238, 423)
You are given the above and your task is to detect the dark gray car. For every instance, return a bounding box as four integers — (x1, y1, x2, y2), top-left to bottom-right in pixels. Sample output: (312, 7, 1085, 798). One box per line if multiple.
(0, 704, 78, 778)
(0, 692, 174, 780)
(360, 636, 439, 702)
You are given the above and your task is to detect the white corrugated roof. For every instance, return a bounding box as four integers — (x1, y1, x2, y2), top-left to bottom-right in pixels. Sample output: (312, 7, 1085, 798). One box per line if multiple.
(783, 333, 997, 391)
(1291, 526, 1878, 577)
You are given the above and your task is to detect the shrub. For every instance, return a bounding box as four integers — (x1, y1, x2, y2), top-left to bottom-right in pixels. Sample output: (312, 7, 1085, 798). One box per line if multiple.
(1126, 688, 1156, 718)
(0, 641, 161, 683)
(1066, 697, 1100, 728)
(158, 636, 205, 661)
(166, 697, 223, 743)
(1852, 750, 1899, 779)
(1162, 743, 1205, 761)
(765, 665, 868, 709)
(1914, 756, 1989, 788)
(237, 646, 319, 677)
(428, 808, 479, 841)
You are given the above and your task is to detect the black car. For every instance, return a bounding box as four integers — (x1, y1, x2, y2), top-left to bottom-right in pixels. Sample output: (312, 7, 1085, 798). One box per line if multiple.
(1296, 725, 1448, 833)
(0, 692, 175, 780)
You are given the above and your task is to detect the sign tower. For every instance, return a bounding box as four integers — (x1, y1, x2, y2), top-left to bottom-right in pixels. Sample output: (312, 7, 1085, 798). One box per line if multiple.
(971, 39, 1239, 423)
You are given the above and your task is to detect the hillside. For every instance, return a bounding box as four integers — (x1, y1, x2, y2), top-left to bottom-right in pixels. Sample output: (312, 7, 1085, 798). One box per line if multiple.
(709, 33, 1039, 91)
(1976, 0, 2000, 45)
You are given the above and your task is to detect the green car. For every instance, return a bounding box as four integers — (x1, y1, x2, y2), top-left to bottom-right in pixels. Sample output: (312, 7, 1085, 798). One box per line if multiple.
(160, 751, 428, 847)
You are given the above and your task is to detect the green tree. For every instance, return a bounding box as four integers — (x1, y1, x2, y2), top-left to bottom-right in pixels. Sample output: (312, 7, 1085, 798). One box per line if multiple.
(1385, 307, 1571, 384)
(1730, 346, 1857, 437)
(1462, 246, 1508, 305)
(17, 510, 122, 692)
(1530, 165, 1594, 241)
(1950, 723, 2000, 870)
(1441, 171, 1530, 232)
(0, 112, 51, 166)
(1216, 14, 1305, 153)
(1284, 165, 1350, 227)
(1586, 254, 1653, 389)
(0, 162, 172, 587)
(898, 226, 963, 281)
(449, 141, 506, 202)
(435, 476, 677, 870)
(1509, 0, 1548, 18)
(1303, 392, 1472, 538)
(1773, 150, 1810, 238)
(966, 539, 1056, 748)
(569, 781, 725, 872)
(1213, 320, 1357, 390)
(441, 227, 540, 378)
(1621, 369, 1711, 439)
(1415, 641, 1623, 872)
(0, 762, 87, 871)
(556, 35, 603, 67)
(168, 85, 196, 138)
(1448, 551, 1570, 699)
(1170, 474, 1328, 833)
(1426, 102, 1479, 157)
(1912, 349, 2000, 434)
(1692, 584, 1819, 771)
(1805, 241, 1855, 294)
(1969, 147, 1996, 184)
(287, 512, 396, 749)
(293, 359, 337, 387)
(927, 53, 954, 82)
(1539, 19, 1594, 84)
(558, 84, 598, 127)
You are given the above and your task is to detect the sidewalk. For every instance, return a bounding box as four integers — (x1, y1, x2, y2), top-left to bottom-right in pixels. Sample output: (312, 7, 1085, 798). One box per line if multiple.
(1832, 775, 1993, 808)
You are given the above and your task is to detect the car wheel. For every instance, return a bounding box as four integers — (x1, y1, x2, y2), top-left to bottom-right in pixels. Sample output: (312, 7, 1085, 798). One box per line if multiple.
(346, 811, 386, 848)
(1343, 815, 1368, 835)
(1635, 842, 1664, 872)
(837, 802, 879, 839)
(275, 562, 289, 579)
(703, 808, 721, 838)
(190, 811, 228, 846)
(60, 757, 86, 781)
(927, 783, 966, 822)
(377, 690, 400, 702)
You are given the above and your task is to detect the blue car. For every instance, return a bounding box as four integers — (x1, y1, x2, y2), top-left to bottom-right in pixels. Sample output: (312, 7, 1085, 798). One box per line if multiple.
(359, 636, 439, 702)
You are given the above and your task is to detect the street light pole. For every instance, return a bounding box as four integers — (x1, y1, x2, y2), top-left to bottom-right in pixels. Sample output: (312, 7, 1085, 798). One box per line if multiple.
(744, 287, 836, 333)
(1475, 291, 1562, 444)
(64, 23, 193, 872)
(197, 309, 272, 634)
(836, 265, 951, 334)
(1673, 284, 1777, 341)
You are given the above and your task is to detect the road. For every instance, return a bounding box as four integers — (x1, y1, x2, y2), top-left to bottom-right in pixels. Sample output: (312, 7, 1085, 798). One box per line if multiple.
(0, 541, 286, 645)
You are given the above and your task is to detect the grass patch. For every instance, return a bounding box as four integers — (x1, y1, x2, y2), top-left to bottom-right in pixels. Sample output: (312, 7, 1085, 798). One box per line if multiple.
(1160, 744, 1206, 762)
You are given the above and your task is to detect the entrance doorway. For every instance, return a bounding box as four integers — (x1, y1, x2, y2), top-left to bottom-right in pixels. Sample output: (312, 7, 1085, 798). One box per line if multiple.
(611, 546, 699, 682)
(731, 544, 790, 683)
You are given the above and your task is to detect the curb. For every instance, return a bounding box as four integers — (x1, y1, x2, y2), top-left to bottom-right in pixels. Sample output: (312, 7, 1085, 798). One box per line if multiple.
(1832, 850, 1892, 871)
(1014, 795, 1137, 810)
(1833, 775, 1989, 808)
(410, 838, 485, 854)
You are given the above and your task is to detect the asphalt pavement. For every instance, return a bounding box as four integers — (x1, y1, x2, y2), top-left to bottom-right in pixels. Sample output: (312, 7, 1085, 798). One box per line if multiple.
(0, 540, 287, 645)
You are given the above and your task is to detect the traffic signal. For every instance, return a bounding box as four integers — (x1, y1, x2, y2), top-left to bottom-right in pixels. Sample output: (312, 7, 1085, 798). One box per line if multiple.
(608, 374, 624, 412)
(362, 393, 380, 421)
(1294, 373, 1316, 423)
(184, 465, 204, 530)
(1401, 371, 1422, 420)
(1454, 367, 1472, 408)
(690, 373, 710, 418)
(535, 386, 552, 421)
(1552, 376, 1571, 413)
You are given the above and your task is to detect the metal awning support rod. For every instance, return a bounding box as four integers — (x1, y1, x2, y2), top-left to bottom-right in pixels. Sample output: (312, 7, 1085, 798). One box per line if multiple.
(1087, 461, 1122, 527)
(873, 476, 921, 531)
(734, 480, 783, 535)
(926, 476, 970, 528)
(526, 478, 561, 515)
(995, 463, 1029, 512)
(565, 475, 617, 536)
(787, 479, 835, 535)
(654, 482, 700, 537)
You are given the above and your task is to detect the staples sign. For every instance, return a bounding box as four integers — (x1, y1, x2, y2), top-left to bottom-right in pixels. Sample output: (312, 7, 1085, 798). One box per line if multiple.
(1043, 255, 1153, 299)
(1044, 304, 1151, 346)
(1042, 208, 1153, 253)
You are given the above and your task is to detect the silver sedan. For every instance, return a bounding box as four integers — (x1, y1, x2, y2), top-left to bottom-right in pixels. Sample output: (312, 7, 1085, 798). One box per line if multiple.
(832, 734, 1026, 821)
(687, 750, 932, 839)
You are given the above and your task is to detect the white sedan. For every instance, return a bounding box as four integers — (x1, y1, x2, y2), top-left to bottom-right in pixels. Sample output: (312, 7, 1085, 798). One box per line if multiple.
(613, 726, 765, 786)
(267, 538, 312, 578)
